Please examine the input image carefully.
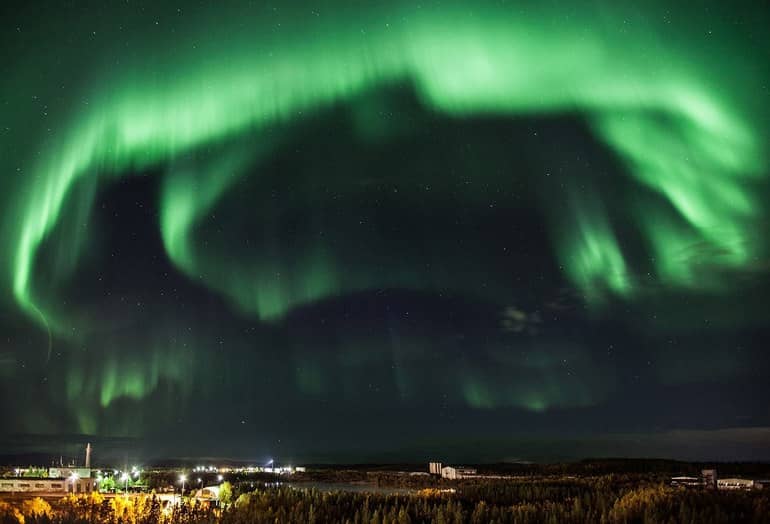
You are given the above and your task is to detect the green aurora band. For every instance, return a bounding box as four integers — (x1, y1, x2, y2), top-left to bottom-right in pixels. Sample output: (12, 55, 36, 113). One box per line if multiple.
(2, 2, 768, 423)
(10, 4, 767, 331)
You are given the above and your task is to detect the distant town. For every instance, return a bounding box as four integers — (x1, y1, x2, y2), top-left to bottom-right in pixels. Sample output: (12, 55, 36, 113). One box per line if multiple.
(2, 444, 769, 499)
(2, 445, 770, 522)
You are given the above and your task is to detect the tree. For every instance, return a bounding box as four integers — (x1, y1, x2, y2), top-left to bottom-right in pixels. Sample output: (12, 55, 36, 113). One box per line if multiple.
(21, 497, 51, 518)
(234, 492, 251, 508)
(219, 481, 233, 507)
(99, 475, 116, 492)
(0, 500, 24, 524)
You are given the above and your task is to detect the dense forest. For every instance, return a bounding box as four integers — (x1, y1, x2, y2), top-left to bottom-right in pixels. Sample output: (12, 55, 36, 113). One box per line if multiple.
(2, 475, 770, 523)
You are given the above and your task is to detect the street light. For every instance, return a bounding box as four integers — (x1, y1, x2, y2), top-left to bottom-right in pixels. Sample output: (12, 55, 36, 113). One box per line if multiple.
(121, 473, 129, 497)
(217, 475, 223, 482)
(179, 474, 187, 502)
(68, 473, 79, 495)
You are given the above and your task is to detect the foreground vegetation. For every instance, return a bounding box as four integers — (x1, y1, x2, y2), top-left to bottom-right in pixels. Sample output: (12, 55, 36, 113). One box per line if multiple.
(1, 476, 769, 523)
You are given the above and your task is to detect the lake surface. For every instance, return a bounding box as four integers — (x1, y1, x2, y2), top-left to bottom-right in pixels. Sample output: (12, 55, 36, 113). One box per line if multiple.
(286, 482, 416, 495)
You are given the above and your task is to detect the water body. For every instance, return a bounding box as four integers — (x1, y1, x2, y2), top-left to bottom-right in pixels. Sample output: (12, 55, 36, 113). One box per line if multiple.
(287, 482, 416, 495)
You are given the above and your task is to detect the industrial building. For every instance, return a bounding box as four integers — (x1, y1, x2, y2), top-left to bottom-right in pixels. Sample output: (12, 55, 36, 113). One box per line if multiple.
(0, 443, 96, 494)
(428, 462, 477, 480)
(0, 476, 95, 494)
(702, 469, 717, 490)
(440, 466, 477, 480)
(670, 469, 761, 491)
(670, 476, 702, 487)
(718, 478, 755, 490)
(428, 462, 442, 475)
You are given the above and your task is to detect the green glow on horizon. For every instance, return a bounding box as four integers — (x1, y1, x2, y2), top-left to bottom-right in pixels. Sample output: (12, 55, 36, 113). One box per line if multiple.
(10, 4, 765, 331)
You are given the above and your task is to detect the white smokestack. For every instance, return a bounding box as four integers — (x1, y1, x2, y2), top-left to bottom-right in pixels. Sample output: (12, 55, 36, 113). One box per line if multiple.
(85, 443, 92, 469)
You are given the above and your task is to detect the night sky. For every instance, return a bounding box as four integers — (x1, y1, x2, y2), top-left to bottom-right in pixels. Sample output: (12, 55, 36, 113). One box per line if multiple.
(1, 1, 769, 463)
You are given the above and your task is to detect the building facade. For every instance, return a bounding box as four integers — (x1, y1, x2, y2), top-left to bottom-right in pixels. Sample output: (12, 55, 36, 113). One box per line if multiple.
(0, 476, 96, 494)
(428, 462, 443, 475)
(440, 466, 477, 480)
(718, 478, 755, 490)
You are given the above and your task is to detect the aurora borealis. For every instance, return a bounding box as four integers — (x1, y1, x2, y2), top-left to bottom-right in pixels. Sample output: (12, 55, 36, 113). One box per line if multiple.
(1, 1, 769, 461)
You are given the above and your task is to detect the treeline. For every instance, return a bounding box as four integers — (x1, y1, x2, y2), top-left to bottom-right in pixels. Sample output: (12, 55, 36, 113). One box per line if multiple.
(2, 480, 769, 523)
(475, 459, 770, 477)
(294, 459, 770, 478)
